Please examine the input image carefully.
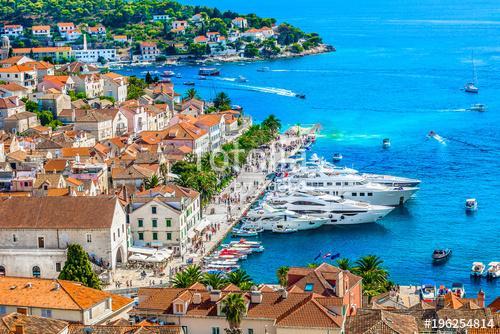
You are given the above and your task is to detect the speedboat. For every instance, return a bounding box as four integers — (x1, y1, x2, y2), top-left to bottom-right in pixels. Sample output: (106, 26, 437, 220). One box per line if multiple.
(295, 93, 306, 99)
(272, 225, 298, 233)
(332, 153, 343, 162)
(465, 198, 477, 211)
(382, 138, 391, 148)
(183, 81, 195, 86)
(420, 281, 437, 302)
(469, 104, 486, 112)
(464, 82, 478, 93)
(162, 70, 175, 77)
(237, 75, 248, 83)
(432, 249, 452, 262)
(257, 66, 270, 72)
(232, 228, 259, 237)
(451, 283, 465, 298)
(471, 262, 485, 277)
(265, 191, 394, 225)
(428, 131, 446, 144)
(199, 67, 220, 76)
(486, 262, 500, 279)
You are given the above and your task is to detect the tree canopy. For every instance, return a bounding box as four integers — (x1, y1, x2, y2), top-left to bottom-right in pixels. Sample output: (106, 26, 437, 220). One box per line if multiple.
(58, 244, 101, 289)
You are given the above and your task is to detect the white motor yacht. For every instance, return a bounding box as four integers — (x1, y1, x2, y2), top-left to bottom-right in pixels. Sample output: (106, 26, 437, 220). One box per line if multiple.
(272, 170, 418, 206)
(265, 191, 393, 224)
(486, 262, 500, 279)
(471, 262, 485, 277)
(243, 204, 328, 231)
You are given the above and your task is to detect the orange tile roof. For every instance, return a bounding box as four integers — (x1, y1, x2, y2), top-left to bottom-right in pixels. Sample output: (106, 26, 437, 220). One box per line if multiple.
(61, 147, 92, 158)
(13, 47, 71, 54)
(32, 25, 50, 31)
(0, 65, 34, 73)
(65, 177, 84, 187)
(166, 122, 207, 140)
(57, 22, 75, 27)
(195, 114, 223, 127)
(47, 188, 70, 196)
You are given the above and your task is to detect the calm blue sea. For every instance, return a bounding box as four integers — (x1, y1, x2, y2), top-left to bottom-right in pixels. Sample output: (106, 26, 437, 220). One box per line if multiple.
(120, 0, 500, 301)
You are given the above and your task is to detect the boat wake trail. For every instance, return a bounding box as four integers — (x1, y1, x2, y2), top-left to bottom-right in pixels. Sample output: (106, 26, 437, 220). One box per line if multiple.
(236, 84, 296, 97)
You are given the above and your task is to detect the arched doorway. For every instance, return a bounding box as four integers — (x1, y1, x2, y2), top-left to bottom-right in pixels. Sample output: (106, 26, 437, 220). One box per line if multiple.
(0, 266, 5, 277)
(32, 266, 41, 278)
(115, 247, 123, 267)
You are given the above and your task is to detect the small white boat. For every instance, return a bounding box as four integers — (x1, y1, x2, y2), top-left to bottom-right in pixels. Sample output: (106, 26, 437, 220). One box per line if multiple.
(257, 66, 270, 72)
(232, 228, 259, 237)
(420, 281, 437, 302)
(237, 75, 248, 83)
(383, 138, 391, 149)
(471, 262, 485, 277)
(464, 82, 479, 93)
(469, 104, 486, 112)
(175, 73, 182, 78)
(486, 262, 500, 279)
(272, 225, 298, 233)
(332, 153, 343, 162)
(451, 283, 465, 298)
(162, 70, 175, 77)
(465, 198, 477, 211)
(428, 131, 446, 145)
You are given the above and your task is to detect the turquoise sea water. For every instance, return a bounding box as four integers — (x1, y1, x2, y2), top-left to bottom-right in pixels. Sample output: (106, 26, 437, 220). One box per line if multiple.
(120, 0, 499, 301)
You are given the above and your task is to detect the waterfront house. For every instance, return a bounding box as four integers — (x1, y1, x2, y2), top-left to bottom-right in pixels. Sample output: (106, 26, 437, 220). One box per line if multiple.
(31, 25, 51, 37)
(232, 17, 248, 29)
(23, 60, 55, 83)
(129, 184, 201, 256)
(162, 122, 209, 156)
(74, 110, 113, 141)
(0, 65, 37, 92)
(12, 47, 72, 62)
(0, 196, 127, 278)
(0, 277, 133, 325)
(102, 72, 128, 103)
(0, 96, 25, 130)
(194, 113, 224, 150)
(139, 42, 161, 61)
(2, 25, 23, 38)
(38, 75, 75, 94)
(133, 278, 355, 334)
(177, 98, 205, 116)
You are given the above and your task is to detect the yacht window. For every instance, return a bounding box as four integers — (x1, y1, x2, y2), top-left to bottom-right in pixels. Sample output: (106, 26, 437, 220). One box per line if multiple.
(327, 182, 332, 186)
(360, 192, 365, 196)
(368, 193, 373, 196)
(318, 182, 324, 186)
(336, 182, 341, 186)
(344, 182, 349, 186)
(352, 193, 357, 196)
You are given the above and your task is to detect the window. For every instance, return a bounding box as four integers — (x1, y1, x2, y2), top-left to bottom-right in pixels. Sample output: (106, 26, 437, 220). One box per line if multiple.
(167, 232, 172, 240)
(32, 266, 41, 278)
(37, 237, 45, 248)
(0, 306, 5, 314)
(117, 229, 120, 237)
(152, 219, 158, 228)
(368, 193, 373, 196)
(12, 234, 17, 242)
(138, 232, 144, 240)
(248, 330, 254, 334)
(41, 309, 52, 318)
(0, 266, 5, 277)
(352, 193, 357, 196)
(105, 299, 111, 309)
(166, 219, 172, 227)
(174, 303, 184, 313)
(304, 283, 314, 292)
(336, 182, 341, 186)
(138, 219, 143, 227)
(16, 308, 27, 315)
(153, 232, 158, 240)
(113, 233, 116, 242)
(360, 192, 365, 196)
(89, 308, 93, 319)
(86, 234, 92, 243)
(211, 328, 220, 334)
(151, 206, 157, 214)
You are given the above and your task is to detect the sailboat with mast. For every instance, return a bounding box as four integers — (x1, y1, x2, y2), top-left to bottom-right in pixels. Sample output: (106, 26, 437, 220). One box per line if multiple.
(464, 52, 479, 94)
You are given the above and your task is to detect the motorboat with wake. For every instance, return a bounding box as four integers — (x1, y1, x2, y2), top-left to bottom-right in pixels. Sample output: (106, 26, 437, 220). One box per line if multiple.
(469, 104, 486, 112)
(265, 191, 394, 225)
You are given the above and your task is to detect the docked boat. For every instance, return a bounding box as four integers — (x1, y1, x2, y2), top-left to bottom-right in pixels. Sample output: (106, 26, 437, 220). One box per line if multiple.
(382, 138, 391, 149)
(198, 67, 220, 76)
(265, 191, 394, 225)
(432, 249, 452, 262)
(332, 153, 343, 162)
(183, 81, 195, 86)
(486, 262, 500, 279)
(162, 70, 175, 77)
(257, 66, 270, 72)
(451, 283, 465, 298)
(244, 204, 329, 231)
(420, 281, 437, 302)
(272, 225, 298, 233)
(465, 198, 477, 211)
(237, 75, 248, 83)
(469, 104, 486, 112)
(471, 262, 485, 277)
(232, 228, 259, 237)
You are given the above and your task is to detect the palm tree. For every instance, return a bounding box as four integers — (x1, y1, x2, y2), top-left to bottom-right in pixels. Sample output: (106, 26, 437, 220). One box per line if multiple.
(222, 293, 247, 334)
(213, 92, 231, 110)
(227, 269, 252, 288)
(276, 266, 289, 287)
(336, 258, 352, 271)
(307, 263, 319, 268)
(185, 88, 199, 100)
(172, 265, 202, 288)
(353, 255, 391, 300)
(202, 272, 228, 289)
(261, 114, 281, 135)
(184, 265, 203, 283)
(143, 174, 161, 189)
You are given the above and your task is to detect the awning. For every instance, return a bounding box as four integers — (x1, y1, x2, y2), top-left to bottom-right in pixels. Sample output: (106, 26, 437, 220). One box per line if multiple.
(128, 246, 156, 255)
(129, 253, 148, 261)
(194, 218, 211, 232)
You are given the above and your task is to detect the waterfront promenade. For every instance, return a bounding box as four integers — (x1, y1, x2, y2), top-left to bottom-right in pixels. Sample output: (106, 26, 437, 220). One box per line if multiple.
(106, 125, 316, 291)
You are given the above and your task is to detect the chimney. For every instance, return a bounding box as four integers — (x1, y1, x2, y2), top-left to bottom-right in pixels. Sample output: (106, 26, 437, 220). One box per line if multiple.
(477, 289, 485, 308)
(15, 325, 24, 334)
(278, 287, 288, 299)
(14, 96, 19, 107)
(83, 34, 88, 51)
(192, 292, 202, 304)
(250, 291, 262, 304)
(210, 290, 222, 302)
(336, 271, 344, 297)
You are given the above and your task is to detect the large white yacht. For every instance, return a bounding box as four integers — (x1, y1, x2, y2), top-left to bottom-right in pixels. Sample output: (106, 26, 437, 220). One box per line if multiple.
(271, 170, 418, 206)
(243, 204, 329, 231)
(265, 191, 394, 224)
